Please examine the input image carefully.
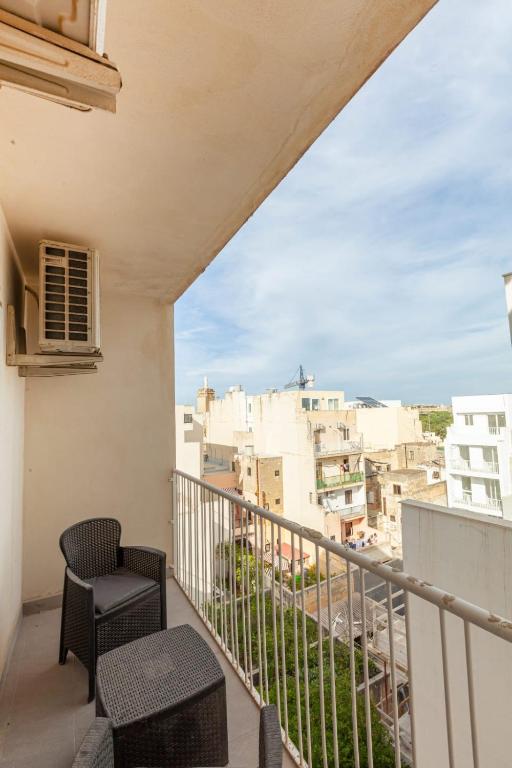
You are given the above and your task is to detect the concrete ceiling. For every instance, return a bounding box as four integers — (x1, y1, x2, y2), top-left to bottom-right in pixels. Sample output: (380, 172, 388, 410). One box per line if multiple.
(0, 0, 437, 301)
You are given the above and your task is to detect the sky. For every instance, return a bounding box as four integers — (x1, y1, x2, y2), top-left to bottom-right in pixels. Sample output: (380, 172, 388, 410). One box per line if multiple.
(175, 0, 512, 407)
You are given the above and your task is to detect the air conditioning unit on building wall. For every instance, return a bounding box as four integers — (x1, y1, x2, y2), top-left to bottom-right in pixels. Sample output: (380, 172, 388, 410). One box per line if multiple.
(39, 240, 100, 354)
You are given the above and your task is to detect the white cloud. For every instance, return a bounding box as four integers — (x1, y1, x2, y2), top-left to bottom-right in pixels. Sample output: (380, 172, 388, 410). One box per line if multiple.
(175, 0, 512, 405)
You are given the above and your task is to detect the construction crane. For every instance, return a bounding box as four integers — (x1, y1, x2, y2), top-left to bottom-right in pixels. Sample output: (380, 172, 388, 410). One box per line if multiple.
(284, 365, 315, 390)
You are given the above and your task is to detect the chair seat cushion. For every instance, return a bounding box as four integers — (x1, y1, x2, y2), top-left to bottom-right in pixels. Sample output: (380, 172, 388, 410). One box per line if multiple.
(86, 568, 157, 614)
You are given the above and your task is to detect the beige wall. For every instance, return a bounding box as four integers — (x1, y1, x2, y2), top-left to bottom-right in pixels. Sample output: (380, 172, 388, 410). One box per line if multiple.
(0, 208, 25, 676)
(355, 407, 424, 449)
(175, 404, 202, 479)
(22, 292, 175, 601)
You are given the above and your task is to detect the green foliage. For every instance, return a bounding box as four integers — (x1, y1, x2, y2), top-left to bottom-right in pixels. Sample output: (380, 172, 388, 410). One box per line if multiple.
(287, 562, 326, 590)
(209, 563, 396, 768)
(419, 410, 453, 439)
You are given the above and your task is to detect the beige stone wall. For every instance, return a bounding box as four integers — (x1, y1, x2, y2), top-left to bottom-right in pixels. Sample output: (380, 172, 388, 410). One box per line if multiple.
(378, 471, 447, 526)
(239, 455, 283, 514)
(365, 441, 440, 472)
(22, 293, 175, 601)
(0, 208, 25, 677)
(258, 457, 283, 515)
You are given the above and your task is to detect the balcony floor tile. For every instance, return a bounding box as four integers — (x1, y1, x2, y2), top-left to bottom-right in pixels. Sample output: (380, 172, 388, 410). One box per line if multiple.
(0, 577, 294, 768)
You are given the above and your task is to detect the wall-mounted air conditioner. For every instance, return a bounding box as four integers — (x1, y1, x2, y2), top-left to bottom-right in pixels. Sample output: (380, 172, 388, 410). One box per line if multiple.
(39, 240, 100, 354)
(0, 7, 121, 112)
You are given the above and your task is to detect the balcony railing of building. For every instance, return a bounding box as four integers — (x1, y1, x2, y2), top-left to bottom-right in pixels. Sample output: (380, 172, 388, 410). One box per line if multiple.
(316, 471, 365, 490)
(172, 468, 512, 768)
(454, 492, 503, 512)
(314, 440, 363, 456)
(449, 458, 500, 475)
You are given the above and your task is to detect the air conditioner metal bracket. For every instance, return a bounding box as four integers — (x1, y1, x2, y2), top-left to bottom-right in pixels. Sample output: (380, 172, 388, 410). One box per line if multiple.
(6, 305, 103, 376)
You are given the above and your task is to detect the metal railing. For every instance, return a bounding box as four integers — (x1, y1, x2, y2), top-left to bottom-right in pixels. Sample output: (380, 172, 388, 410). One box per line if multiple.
(449, 458, 499, 475)
(317, 471, 365, 490)
(314, 441, 363, 456)
(454, 494, 503, 512)
(172, 469, 512, 768)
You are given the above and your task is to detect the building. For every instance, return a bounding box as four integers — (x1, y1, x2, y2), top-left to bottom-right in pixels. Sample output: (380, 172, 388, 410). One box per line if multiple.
(365, 441, 445, 528)
(199, 385, 432, 559)
(367, 467, 447, 538)
(445, 394, 512, 518)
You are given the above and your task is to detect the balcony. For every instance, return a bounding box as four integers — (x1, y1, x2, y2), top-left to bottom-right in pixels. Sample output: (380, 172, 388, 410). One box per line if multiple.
(314, 440, 363, 456)
(172, 470, 512, 768)
(448, 425, 508, 445)
(320, 498, 366, 520)
(449, 458, 500, 475)
(1, 472, 511, 767)
(453, 492, 503, 513)
(316, 471, 365, 490)
(0, 576, 294, 768)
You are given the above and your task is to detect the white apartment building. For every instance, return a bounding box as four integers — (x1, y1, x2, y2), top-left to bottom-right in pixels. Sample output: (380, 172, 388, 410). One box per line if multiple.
(445, 394, 512, 518)
(199, 385, 426, 558)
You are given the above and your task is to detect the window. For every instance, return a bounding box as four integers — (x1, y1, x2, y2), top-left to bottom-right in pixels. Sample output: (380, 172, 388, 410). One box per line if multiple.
(248, 403, 252, 413)
(387, 465, 391, 472)
(390, 515, 396, 523)
(345, 489, 353, 505)
(247, 467, 252, 476)
(328, 398, 339, 410)
(367, 491, 375, 503)
(275, 498, 280, 505)
(464, 414, 474, 426)
(393, 484, 402, 495)
(408, 450, 414, 461)
(483, 446, 498, 467)
(485, 478, 501, 500)
(460, 445, 470, 462)
(488, 413, 506, 431)
(184, 413, 193, 424)
(330, 535, 336, 541)
(302, 398, 311, 411)
(433, 471, 440, 479)
(274, 469, 280, 477)
(311, 399, 320, 411)
(462, 476, 471, 495)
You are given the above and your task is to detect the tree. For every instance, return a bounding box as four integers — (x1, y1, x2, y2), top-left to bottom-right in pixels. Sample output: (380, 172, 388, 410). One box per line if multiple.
(213, 583, 397, 767)
(420, 410, 452, 439)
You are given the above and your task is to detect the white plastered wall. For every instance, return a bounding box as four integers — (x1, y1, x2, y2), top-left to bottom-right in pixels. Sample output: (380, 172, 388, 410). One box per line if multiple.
(22, 292, 175, 601)
(402, 501, 512, 768)
(0, 206, 25, 676)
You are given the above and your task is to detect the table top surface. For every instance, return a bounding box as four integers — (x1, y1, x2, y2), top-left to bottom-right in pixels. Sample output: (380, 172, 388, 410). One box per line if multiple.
(96, 624, 225, 727)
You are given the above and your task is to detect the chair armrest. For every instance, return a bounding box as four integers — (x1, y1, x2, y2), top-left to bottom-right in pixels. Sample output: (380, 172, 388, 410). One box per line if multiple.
(73, 718, 114, 768)
(259, 705, 282, 768)
(120, 546, 166, 584)
(66, 566, 93, 592)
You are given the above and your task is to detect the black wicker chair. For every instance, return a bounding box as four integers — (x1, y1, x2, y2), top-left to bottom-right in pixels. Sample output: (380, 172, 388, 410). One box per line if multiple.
(73, 707, 282, 768)
(59, 518, 166, 701)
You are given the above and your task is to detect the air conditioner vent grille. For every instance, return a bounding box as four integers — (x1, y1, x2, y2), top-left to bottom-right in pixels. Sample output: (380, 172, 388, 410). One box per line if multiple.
(39, 240, 100, 353)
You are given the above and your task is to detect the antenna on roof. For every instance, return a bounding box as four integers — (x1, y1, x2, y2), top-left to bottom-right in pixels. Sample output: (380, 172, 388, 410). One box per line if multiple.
(284, 365, 315, 390)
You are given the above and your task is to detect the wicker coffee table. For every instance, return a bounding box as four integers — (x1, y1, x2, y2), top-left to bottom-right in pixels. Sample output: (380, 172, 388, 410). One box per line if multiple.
(96, 624, 228, 768)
